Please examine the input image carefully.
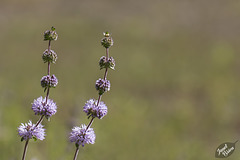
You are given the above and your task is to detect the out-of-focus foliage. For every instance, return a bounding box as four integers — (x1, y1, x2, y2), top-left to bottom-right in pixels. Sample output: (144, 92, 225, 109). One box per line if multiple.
(1, 0, 240, 159)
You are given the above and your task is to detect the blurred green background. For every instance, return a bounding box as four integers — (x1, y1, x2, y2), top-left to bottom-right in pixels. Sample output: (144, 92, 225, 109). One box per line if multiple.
(1, 0, 240, 159)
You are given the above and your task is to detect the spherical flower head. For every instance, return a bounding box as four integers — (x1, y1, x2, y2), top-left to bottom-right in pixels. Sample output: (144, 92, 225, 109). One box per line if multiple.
(95, 78, 110, 95)
(69, 124, 96, 147)
(32, 96, 57, 119)
(44, 26, 58, 41)
(83, 99, 108, 119)
(99, 56, 115, 70)
(41, 74, 58, 90)
(18, 120, 45, 141)
(42, 49, 58, 64)
(101, 32, 113, 48)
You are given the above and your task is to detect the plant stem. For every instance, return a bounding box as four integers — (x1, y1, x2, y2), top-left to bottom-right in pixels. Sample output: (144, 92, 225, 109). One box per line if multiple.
(48, 40, 51, 52)
(35, 115, 44, 128)
(45, 40, 51, 104)
(22, 139, 29, 160)
(96, 94, 102, 106)
(47, 61, 51, 75)
(73, 146, 80, 160)
(45, 87, 50, 104)
(47, 40, 51, 75)
(103, 48, 109, 80)
(47, 40, 51, 76)
(86, 117, 95, 131)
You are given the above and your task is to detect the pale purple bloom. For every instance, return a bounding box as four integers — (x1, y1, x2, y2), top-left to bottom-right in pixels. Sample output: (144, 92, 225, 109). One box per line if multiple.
(41, 74, 58, 89)
(18, 120, 45, 141)
(83, 99, 108, 119)
(95, 78, 110, 95)
(32, 96, 57, 118)
(69, 124, 96, 147)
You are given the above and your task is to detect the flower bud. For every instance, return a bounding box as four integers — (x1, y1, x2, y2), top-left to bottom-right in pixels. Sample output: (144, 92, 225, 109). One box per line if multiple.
(95, 78, 110, 95)
(101, 32, 113, 48)
(99, 56, 115, 70)
(41, 74, 58, 90)
(44, 26, 58, 41)
(42, 49, 58, 63)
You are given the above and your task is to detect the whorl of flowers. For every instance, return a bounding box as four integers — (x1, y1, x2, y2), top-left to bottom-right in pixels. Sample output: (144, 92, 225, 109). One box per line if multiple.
(83, 99, 108, 119)
(95, 78, 110, 95)
(99, 56, 115, 70)
(41, 74, 58, 90)
(32, 96, 57, 119)
(69, 124, 96, 147)
(18, 121, 45, 141)
(42, 49, 58, 64)
(44, 26, 58, 41)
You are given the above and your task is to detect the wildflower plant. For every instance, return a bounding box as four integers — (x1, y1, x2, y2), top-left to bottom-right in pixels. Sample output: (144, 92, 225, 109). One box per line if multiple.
(18, 27, 59, 160)
(69, 32, 115, 160)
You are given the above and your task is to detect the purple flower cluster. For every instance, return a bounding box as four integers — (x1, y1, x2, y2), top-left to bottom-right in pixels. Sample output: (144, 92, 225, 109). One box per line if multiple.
(41, 74, 58, 89)
(83, 99, 108, 119)
(99, 56, 115, 70)
(95, 78, 110, 95)
(69, 124, 96, 147)
(32, 96, 57, 119)
(18, 121, 45, 141)
(42, 49, 58, 64)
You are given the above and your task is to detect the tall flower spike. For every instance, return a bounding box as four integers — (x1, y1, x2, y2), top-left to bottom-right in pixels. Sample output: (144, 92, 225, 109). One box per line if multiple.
(70, 32, 115, 160)
(19, 27, 59, 160)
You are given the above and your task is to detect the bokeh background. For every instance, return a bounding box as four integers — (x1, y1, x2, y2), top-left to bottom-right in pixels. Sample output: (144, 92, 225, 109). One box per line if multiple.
(1, 0, 240, 159)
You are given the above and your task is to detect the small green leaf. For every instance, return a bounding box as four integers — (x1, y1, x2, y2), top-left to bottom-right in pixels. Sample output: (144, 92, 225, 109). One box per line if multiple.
(33, 136, 37, 141)
(51, 26, 56, 31)
(21, 137, 25, 142)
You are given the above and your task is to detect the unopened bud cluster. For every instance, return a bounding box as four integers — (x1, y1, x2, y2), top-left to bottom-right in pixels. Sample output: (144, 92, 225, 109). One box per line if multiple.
(95, 78, 110, 95)
(99, 56, 115, 70)
(44, 26, 58, 41)
(42, 49, 58, 64)
(101, 32, 113, 48)
(41, 75, 58, 89)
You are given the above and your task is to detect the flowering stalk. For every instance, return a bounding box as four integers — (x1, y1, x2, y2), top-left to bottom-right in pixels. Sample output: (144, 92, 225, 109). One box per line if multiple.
(69, 32, 115, 159)
(18, 27, 59, 160)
